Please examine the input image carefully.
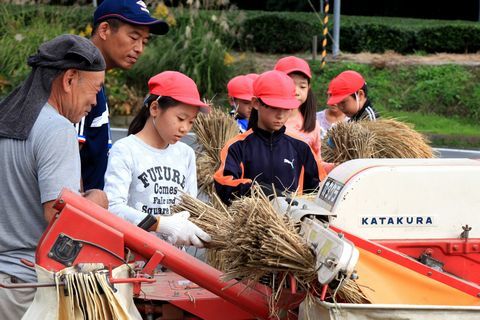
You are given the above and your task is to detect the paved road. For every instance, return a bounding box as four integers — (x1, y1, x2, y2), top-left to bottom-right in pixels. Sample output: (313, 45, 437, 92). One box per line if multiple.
(434, 147, 480, 159)
(111, 128, 480, 159)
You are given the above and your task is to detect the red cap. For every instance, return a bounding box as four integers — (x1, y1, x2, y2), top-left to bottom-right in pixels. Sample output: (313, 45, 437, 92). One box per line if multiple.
(253, 70, 300, 110)
(327, 70, 365, 106)
(245, 73, 259, 81)
(274, 56, 312, 79)
(148, 71, 210, 113)
(227, 75, 254, 101)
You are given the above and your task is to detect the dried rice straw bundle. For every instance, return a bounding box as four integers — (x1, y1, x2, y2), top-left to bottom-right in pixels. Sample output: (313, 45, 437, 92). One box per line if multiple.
(362, 119, 434, 158)
(322, 119, 434, 163)
(193, 107, 239, 198)
(322, 121, 377, 163)
(172, 192, 233, 270)
(221, 185, 317, 317)
(172, 192, 232, 249)
(223, 185, 316, 282)
(292, 191, 317, 201)
(173, 189, 369, 313)
(325, 278, 371, 304)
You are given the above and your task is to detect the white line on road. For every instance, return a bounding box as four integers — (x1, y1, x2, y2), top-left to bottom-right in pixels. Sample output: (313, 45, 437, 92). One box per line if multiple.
(435, 147, 480, 154)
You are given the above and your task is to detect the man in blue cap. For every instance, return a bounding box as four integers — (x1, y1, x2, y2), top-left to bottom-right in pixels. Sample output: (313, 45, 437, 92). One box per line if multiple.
(76, 0, 169, 191)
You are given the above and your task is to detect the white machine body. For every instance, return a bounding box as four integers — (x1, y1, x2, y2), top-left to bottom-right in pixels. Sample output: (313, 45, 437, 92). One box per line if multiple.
(315, 158, 480, 240)
(271, 196, 335, 222)
(272, 197, 359, 285)
(300, 218, 358, 284)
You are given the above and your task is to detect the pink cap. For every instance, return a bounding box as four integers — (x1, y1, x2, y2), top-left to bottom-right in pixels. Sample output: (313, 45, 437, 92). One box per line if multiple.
(274, 56, 312, 79)
(253, 70, 300, 110)
(245, 73, 260, 81)
(148, 71, 210, 113)
(227, 75, 254, 101)
(327, 70, 365, 106)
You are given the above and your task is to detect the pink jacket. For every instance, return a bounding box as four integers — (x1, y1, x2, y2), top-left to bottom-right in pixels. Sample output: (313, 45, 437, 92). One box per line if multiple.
(285, 112, 335, 173)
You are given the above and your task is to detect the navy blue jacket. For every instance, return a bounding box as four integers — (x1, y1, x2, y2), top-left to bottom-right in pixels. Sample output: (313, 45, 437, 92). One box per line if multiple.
(76, 87, 112, 190)
(214, 126, 323, 204)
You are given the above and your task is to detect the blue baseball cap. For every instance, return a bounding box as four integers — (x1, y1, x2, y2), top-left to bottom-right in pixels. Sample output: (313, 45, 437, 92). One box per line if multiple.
(94, 0, 169, 35)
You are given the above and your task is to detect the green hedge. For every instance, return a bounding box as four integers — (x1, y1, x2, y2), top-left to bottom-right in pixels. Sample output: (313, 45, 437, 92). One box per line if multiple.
(228, 11, 480, 54)
(5, 5, 479, 55)
(3, 5, 480, 55)
(416, 25, 480, 53)
(240, 13, 321, 53)
(340, 23, 415, 53)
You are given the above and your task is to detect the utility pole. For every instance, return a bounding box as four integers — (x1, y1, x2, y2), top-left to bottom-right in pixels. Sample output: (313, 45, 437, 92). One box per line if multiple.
(332, 0, 341, 57)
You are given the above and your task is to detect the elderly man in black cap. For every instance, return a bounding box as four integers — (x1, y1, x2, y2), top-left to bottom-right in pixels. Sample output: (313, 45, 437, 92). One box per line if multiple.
(0, 34, 107, 318)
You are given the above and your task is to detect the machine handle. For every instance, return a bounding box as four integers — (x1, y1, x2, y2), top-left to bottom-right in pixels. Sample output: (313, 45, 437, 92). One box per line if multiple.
(109, 277, 155, 285)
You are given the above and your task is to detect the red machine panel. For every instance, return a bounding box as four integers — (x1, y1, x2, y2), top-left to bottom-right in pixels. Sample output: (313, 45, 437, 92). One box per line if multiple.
(378, 239, 480, 284)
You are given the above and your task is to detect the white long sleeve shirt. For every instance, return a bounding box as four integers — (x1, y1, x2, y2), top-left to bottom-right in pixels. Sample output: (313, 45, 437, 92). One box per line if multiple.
(104, 134, 197, 225)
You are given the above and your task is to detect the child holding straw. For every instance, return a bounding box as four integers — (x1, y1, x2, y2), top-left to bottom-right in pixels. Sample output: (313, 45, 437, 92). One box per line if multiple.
(214, 70, 326, 205)
(104, 71, 211, 248)
(327, 70, 379, 121)
(274, 55, 334, 172)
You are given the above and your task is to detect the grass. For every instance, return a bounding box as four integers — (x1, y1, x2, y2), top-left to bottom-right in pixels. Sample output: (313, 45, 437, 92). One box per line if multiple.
(307, 60, 480, 148)
(377, 110, 480, 148)
(378, 110, 480, 136)
(311, 106, 480, 149)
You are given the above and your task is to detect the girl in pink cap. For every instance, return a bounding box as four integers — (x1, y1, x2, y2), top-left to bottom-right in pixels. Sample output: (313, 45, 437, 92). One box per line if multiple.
(104, 71, 211, 248)
(214, 70, 327, 205)
(274, 56, 334, 173)
(227, 75, 254, 133)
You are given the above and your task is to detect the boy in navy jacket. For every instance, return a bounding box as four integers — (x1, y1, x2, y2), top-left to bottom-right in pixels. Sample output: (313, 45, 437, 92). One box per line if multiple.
(214, 70, 326, 204)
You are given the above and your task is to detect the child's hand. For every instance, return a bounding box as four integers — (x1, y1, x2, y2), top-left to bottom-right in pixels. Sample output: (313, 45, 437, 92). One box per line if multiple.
(156, 211, 211, 248)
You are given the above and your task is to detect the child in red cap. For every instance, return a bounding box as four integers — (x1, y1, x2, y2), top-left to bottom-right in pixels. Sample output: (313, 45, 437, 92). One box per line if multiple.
(274, 56, 320, 151)
(316, 106, 349, 139)
(104, 71, 211, 248)
(327, 70, 379, 121)
(214, 70, 326, 204)
(227, 75, 254, 133)
(275, 56, 334, 172)
(245, 73, 259, 81)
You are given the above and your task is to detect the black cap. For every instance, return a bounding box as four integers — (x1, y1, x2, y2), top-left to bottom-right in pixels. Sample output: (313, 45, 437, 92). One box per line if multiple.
(28, 34, 106, 71)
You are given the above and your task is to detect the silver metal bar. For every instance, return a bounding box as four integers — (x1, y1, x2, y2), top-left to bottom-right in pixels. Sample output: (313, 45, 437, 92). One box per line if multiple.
(332, 0, 341, 57)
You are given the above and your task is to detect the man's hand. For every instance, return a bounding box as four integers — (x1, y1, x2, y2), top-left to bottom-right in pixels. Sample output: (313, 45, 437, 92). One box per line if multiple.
(43, 200, 58, 222)
(82, 189, 108, 209)
(43, 189, 108, 223)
